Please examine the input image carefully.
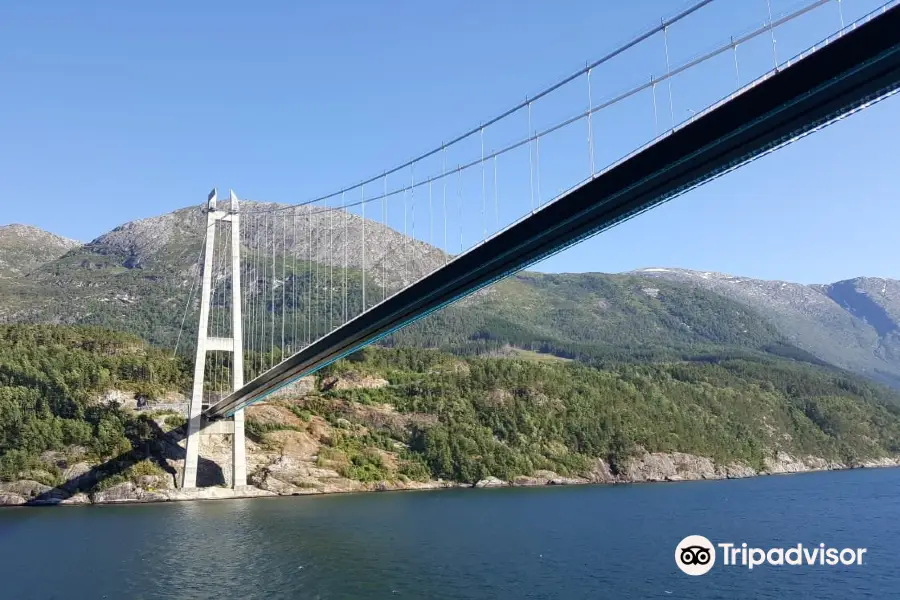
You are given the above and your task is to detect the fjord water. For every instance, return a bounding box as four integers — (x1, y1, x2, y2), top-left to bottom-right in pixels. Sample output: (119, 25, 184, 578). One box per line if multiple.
(2, 469, 899, 599)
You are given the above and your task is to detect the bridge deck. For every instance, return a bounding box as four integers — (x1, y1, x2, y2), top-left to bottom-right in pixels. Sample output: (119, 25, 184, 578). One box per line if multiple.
(207, 4, 900, 419)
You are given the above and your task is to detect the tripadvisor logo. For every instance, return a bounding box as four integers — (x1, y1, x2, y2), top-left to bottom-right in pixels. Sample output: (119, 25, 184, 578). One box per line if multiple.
(675, 535, 867, 575)
(676, 535, 716, 576)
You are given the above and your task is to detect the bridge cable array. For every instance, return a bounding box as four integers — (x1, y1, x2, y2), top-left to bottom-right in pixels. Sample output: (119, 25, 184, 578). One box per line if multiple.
(172, 0, 895, 407)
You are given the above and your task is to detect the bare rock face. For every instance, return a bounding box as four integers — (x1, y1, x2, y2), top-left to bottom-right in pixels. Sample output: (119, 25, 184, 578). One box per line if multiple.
(510, 471, 555, 487)
(96, 389, 137, 409)
(267, 377, 315, 400)
(510, 470, 588, 486)
(59, 493, 91, 505)
(166, 459, 185, 488)
(88, 201, 447, 289)
(370, 479, 460, 492)
(548, 475, 587, 485)
(587, 459, 618, 484)
(856, 456, 900, 468)
(320, 372, 388, 391)
(90, 482, 170, 504)
(718, 463, 758, 479)
(251, 455, 361, 495)
(90, 482, 142, 503)
(62, 462, 92, 481)
(670, 453, 719, 480)
(621, 451, 719, 482)
(61, 462, 97, 491)
(137, 474, 174, 490)
(0, 480, 75, 505)
(763, 452, 817, 474)
(250, 472, 307, 496)
(0, 493, 26, 506)
(801, 456, 845, 471)
(620, 453, 675, 482)
(141, 489, 175, 502)
(262, 430, 319, 459)
(0, 480, 51, 499)
(245, 404, 304, 430)
(474, 476, 505, 488)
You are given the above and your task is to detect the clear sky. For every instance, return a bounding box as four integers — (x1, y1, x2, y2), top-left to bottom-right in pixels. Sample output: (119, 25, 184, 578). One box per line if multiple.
(1, 0, 896, 284)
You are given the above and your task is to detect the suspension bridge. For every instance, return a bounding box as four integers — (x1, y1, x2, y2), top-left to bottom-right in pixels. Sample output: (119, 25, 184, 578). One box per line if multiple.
(177, 0, 900, 489)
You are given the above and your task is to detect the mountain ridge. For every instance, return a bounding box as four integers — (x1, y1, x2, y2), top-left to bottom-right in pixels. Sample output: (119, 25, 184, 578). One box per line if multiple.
(0, 224, 81, 279)
(3, 210, 900, 389)
(631, 267, 900, 388)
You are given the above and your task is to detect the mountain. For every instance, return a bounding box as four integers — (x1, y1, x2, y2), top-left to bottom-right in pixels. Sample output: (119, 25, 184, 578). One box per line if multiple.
(631, 268, 900, 389)
(2, 206, 900, 391)
(0, 201, 444, 344)
(0, 224, 80, 279)
(6, 208, 900, 501)
(392, 271, 794, 362)
(80, 200, 446, 285)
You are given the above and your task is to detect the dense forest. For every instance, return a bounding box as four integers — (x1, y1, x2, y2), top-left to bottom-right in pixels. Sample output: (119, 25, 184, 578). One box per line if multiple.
(308, 347, 900, 482)
(0, 325, 188, 484)
(3, 324, 900, 490)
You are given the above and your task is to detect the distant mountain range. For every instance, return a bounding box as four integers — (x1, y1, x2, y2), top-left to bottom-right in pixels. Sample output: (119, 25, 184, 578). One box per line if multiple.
(632, 268, 900, 389)
(2, 204, 900, 389)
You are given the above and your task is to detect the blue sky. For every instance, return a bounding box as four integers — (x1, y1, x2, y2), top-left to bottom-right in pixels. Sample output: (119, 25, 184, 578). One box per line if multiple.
(1, 0, 896, 284)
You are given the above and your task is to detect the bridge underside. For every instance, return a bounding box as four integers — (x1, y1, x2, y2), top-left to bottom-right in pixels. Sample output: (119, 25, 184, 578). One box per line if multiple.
(207, 5, 900, 419)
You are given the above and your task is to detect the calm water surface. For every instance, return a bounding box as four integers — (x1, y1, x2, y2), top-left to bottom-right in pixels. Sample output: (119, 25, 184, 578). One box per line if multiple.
(2, 468, 899, 599)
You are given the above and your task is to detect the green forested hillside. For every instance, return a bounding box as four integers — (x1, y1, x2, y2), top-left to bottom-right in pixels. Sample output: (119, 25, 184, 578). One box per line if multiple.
(391, 273, 793, 364)
(4, 325, 900, 489)
(309, 347, 900, 482)
(4, 239, 810, 373)
(0, 325, 188, 484)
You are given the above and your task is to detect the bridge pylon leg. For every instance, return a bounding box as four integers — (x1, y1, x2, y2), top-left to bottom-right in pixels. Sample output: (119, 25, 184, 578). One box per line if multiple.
(181, 189, 247, 490)
(230, 191, 247, 489)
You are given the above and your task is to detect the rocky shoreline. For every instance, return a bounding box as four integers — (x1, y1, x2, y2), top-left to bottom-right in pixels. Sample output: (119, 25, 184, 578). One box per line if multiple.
(2, 449, 897, 508)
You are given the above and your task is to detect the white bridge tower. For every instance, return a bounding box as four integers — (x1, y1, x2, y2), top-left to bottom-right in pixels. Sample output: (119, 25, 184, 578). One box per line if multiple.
(182, 188, 247, 490)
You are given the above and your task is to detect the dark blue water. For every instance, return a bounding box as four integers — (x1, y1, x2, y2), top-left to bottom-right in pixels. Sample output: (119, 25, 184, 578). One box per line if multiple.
(1, 468, 899, 599)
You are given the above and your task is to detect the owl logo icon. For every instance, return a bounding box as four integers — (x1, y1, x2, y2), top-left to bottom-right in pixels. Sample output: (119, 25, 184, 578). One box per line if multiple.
(676, 535, 716, 575)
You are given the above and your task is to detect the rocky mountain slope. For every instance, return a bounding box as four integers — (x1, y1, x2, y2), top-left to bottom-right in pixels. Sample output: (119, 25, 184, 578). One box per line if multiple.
(0, 201, 445, 342)
(57, 200, 445, 286)
(2, 206, 900, 390)
(632, 268, 900, 389)
(0, 224, 80, 279)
